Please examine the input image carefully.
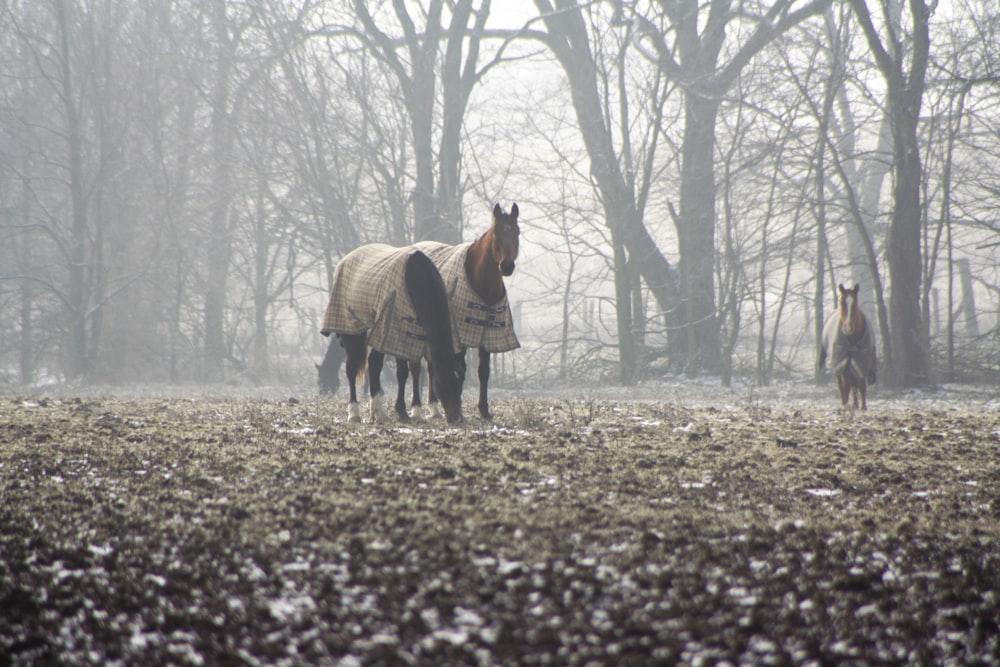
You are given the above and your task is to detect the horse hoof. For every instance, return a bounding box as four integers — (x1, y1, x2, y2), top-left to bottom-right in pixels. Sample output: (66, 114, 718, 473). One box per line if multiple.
(370, 395, 389, 423)
(427, 403, 442, 420)
(409, 409, 424, 422)
(347, 403, 361, 423)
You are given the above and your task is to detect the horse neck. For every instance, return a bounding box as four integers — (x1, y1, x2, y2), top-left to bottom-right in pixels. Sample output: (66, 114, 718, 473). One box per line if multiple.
(465, 231, 505, 304)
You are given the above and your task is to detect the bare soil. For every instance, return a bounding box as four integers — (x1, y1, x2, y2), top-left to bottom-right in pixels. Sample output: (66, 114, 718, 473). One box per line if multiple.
(1, 385, 999, 666)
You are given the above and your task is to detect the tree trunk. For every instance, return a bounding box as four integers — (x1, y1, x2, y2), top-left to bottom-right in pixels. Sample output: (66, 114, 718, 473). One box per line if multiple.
(534, 0, 679, 370)
(850, 0, 931, 387)
(612, 232, 636, 386)
(204, 0, 236, 381)
(54, 0, 91, 381)
(676, 95, 722, 374)
(885, 108, 928, 385)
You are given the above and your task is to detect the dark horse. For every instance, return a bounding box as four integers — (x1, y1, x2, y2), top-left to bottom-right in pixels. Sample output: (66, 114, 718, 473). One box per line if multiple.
(317, 335, 425, 422)
(819, 283, 877, 410)
(316, 336, 344, 395)
(403, 203, 520, 420)
(320, 247, 464, 423)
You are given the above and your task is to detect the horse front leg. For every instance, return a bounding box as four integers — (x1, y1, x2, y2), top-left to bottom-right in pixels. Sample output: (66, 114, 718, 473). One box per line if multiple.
(394, 357, 411, 421)
(477, 348, 491, 420)
(859, 378, 868, 411)
(425, 360, 442, 420)
(340, 334, 365, 423)
(367, 348, 388, 423)
(836, 374, 851, 410)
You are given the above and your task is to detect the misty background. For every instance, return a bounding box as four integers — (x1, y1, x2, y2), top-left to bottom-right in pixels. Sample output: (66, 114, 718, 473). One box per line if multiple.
(2, 0, 999, 393)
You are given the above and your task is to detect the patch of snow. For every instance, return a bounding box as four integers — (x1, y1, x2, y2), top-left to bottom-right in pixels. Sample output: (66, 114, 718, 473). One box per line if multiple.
(143, 574, 167, 587)
(267, 593, 316, 623)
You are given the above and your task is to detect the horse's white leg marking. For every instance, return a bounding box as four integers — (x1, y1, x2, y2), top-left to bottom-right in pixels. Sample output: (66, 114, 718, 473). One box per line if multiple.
(370, 392, 388, 423)
(427, 403, 442, 420)
(347, 402, 361, 423)
(409, 406, 425, 421)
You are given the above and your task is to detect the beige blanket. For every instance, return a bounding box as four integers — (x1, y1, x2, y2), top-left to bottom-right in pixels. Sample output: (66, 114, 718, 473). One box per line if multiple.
(320, 244, 456, 362)
(414, 241, 520, 353)
(821, 312, 877, 381)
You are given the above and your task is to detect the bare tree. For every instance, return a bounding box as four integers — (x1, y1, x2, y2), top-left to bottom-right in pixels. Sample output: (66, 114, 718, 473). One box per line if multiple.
(529, 0, 679, 383)
(351, 0, 497, 243)
(630, 0, 834, 375)
(848, 0, 931, 386)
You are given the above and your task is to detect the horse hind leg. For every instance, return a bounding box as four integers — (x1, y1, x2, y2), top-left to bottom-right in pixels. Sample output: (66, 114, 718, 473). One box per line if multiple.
(859, 378, 868, 411)
(367, 348, 389, 423)
(340, 334, 366, 423)
(394, 357, 411, 421)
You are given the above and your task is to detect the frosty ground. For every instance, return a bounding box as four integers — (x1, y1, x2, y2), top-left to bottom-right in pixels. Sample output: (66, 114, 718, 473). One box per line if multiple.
(1, 382, 998, 665)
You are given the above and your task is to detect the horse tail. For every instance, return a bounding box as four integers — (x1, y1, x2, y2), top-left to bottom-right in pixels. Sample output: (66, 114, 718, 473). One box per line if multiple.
(355, 351, 367, 383)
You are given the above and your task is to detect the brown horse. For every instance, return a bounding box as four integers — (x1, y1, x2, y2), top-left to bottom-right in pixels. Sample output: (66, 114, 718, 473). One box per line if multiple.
(412, 203, 520, 420)
(460, 202, 519, 419)
(819, 283, 877, 410)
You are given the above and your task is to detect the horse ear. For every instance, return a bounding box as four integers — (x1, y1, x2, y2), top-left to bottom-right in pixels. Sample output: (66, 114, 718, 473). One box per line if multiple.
(852, 283, 860, 292)
(493, 203, 502, 218)
(511, 203, 519, 218)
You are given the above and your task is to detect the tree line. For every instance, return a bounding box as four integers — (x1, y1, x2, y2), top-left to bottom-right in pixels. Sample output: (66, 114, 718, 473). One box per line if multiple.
(2, 0, 999, 390)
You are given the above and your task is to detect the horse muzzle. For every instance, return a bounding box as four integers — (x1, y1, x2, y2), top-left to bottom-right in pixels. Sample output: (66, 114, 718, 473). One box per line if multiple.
(441, 396, 464, 424)
(500, 260, 515, 276)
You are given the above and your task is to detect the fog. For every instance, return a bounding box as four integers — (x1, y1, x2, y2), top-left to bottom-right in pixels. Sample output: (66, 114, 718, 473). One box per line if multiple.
(2, 0, 999, 393)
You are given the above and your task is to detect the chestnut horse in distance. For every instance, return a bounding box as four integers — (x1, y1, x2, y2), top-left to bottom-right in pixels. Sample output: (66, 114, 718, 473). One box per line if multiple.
(819, 283, 877, 410)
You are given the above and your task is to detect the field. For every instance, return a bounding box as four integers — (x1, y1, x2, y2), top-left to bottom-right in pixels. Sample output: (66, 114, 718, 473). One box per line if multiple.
(1, 384, 999, 666)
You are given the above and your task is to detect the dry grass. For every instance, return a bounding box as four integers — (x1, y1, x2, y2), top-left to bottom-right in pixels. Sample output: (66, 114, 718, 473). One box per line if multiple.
(1, 391, 998, 665)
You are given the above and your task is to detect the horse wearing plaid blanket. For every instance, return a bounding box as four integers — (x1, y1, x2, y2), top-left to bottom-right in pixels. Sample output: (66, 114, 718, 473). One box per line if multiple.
(819, 283, 877, 410)
(320, 247, 464, 423)
(409, 202, 520, 420)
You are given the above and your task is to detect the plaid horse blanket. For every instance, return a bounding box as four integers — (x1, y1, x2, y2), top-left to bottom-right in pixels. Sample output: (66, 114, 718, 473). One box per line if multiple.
(822, 312, 877, 381)
(320, 244, 456, 363)
(414, 241, 520, 353)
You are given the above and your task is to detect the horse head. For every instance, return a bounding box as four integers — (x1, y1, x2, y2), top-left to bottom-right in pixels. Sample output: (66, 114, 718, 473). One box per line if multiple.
(838, 283, 862, 337)
(491, 202, 520, 277)
(316, 335, 344, 395)
(432, 355, 467, 424)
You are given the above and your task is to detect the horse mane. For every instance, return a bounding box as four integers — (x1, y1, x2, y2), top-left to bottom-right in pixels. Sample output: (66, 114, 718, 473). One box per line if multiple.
(404, 251, 457, 366)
